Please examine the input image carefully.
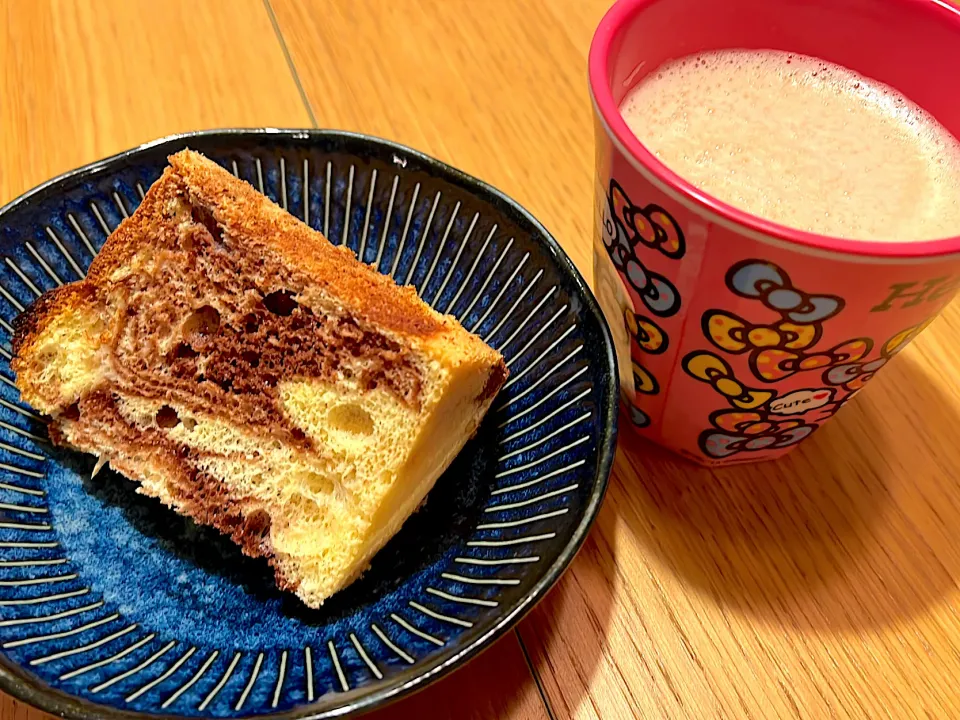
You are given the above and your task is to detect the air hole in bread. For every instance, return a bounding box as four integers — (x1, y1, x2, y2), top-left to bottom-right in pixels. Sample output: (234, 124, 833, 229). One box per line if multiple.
(241, 350, 260, 368)
(173, 342, 198, 359)
(156, 405, 180, 428)
(182, 417, 197, 431)
(244, 508, 271, 538)
(191, 205, 223, 244)
(263, 290, 297, 316)
(63, 403, 81, 421)
(183, 305, 220, 336)
(302, 472, 334, 495)
(328, 403, 374, 435)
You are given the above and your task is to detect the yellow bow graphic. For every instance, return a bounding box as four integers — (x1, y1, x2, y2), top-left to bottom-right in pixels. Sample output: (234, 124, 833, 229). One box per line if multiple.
(632, 361, 660, 395)
(682, 351, 773, 409)
(704, 310, 819, 353)
(625, 309, 667, 354)
(703, 310, 871, 382)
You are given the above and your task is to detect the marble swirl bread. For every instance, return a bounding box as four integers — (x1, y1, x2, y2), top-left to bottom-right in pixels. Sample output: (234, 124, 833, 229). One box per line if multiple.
(12, 150, 507, 608)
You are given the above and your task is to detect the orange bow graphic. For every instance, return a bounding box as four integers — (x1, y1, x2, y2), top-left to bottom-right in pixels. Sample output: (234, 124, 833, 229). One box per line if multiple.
(703, 310, 872, 382)
(882, 318, 935, 358)
(823, 320, 935, 392)
(625, 309, 667, 355)
(625, 204, 685, 259)
(609, 180, 632, 227)
(632, 360, 660, 395)
(609, 180, 686, 260)
(682, 351, 773, 409)
(709, 409, 803, 436)
(752, 339, 872, 382)
(704, 310, 820, 353)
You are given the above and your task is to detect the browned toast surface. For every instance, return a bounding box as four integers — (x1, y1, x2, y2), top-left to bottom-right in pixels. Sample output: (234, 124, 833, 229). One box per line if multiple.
(16, 150, 452, 360)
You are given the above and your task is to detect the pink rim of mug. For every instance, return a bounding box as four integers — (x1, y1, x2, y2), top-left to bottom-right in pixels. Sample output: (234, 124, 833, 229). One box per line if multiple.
(587, 0, 960, 261)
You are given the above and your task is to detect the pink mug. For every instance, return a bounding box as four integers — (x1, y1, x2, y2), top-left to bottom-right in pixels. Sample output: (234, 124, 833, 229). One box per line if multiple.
(588, 0, 960, 466)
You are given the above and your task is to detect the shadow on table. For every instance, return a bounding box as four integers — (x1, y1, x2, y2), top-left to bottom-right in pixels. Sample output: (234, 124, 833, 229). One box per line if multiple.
(619, 351, 960, 632)
(361, 628, 549, 720)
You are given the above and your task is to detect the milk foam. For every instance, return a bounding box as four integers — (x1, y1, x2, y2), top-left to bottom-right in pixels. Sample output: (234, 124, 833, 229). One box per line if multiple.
(620, 50, 960, 242)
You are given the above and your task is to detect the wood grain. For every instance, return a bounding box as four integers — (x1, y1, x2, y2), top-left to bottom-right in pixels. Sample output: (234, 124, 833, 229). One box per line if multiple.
(273, 1, 960, 718)
(363, 637, 550, 720)
(0, 2, 543, 719)
(0, 0, 312, 204)
(269, 0, 603, 278)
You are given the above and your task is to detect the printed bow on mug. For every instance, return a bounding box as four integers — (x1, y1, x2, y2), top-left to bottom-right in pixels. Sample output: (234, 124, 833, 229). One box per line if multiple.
(750, 339, 873, 382)
(700, 425, 815, 459)
(610, 180, 686, 260)
(626, 403, 651, 428)
(620, 256, 680, 318)
(624, 204, 686, 260)
(726, 260, 844, 324)
(821, 320, 934, 392)
(823, 358, 886, 391)
(704, 310, 820, 353)
(703, 310, 872, 382)
(632, 360, 660, 395)
(883, 318, 935, 358)
(602, 182, 682, 318)
(625, 309, 668, 355)
(682, 351, 773, 409)
(709, 409, 803, 437)
(601, 189, 633, 272)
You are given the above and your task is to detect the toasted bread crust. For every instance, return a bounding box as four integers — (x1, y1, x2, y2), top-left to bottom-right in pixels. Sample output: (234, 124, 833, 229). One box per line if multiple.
(14, 149, 478, 372)
(167, 150, 447, 339)
(11, 283, 93, 370)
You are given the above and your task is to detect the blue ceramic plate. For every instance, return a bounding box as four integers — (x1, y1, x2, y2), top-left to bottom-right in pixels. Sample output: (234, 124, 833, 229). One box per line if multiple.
(0, 130, 617, 719)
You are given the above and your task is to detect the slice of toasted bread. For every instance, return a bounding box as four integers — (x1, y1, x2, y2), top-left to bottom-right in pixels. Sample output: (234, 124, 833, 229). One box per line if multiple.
(13, 150, 507, 608)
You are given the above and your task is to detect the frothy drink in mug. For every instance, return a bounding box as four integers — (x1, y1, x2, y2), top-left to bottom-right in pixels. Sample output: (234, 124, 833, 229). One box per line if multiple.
(619, 49, 960, 241)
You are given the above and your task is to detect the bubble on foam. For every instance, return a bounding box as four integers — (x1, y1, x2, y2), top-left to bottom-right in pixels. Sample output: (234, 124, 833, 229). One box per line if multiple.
(619, 49, 960, 241)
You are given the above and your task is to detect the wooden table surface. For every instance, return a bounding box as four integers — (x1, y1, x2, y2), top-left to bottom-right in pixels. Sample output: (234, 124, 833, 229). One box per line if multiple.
(4, 1, 960, 718)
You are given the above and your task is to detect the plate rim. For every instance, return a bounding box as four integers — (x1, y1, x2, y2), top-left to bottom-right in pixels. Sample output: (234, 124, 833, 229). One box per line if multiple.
(0, 128, 619, 720)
